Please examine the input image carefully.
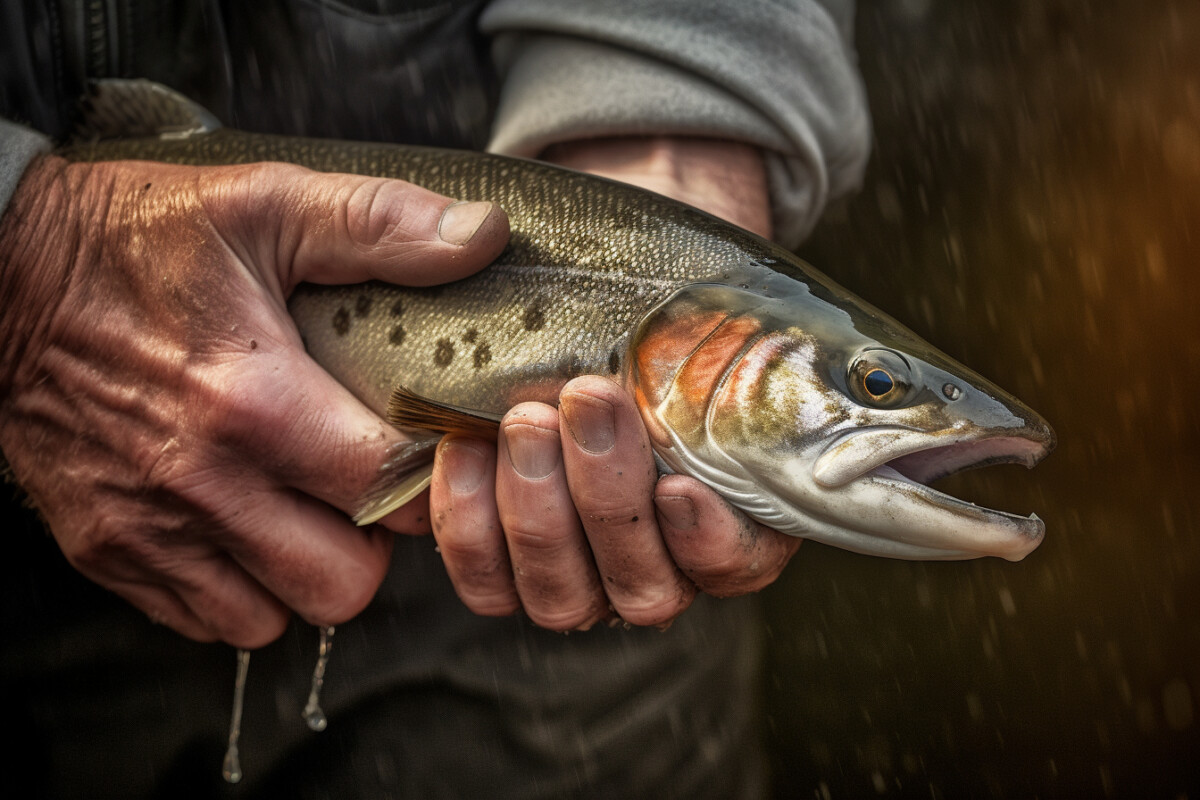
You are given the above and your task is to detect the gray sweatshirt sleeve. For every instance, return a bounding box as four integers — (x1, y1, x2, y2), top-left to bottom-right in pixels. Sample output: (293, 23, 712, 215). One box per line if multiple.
(0, 118, 52, 220)
(480, 0, 871, 249)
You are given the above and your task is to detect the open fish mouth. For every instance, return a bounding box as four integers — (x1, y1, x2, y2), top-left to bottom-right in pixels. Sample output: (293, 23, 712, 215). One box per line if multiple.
(885, 435, 1051, 485)
(812, 427, 1055, 559)
(876, 435, 1050, 530)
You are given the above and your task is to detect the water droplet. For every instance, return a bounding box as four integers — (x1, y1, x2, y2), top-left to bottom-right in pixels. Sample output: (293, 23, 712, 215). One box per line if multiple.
(222, 649, 251, 784)
(302, 626, 336, 732)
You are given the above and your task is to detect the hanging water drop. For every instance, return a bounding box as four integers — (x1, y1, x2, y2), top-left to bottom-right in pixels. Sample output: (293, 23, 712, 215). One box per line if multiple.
(302, 626, 336, 732)
(222, 649, 251, 784)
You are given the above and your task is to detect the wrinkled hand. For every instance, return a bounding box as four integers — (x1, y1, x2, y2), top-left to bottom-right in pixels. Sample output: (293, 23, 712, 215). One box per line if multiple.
(425, 136, 802, 631)
(0, 155, 507, 648)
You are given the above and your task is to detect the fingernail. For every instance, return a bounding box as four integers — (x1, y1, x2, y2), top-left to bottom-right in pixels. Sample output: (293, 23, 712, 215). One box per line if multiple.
(503, 425, 561, 480)
(560, 394, 615, 454)
(441, 439, 488, 494)
(438, 201, 494, 245)
(654, 495, 698, 530)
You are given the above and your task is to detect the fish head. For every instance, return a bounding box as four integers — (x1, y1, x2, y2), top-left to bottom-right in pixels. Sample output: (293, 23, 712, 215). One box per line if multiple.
(629, 281, 1055, 561)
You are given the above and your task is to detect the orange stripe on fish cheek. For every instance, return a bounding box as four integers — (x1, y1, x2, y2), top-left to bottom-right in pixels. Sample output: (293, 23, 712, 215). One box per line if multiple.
(652, 316, 764, 450)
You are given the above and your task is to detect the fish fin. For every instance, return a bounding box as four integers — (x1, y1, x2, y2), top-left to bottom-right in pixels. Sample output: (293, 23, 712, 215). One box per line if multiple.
(75, 79, 222, 142)
(387, 386, 502, 439)
(353, 389, 502, 526)
(352, 438, 439, 526)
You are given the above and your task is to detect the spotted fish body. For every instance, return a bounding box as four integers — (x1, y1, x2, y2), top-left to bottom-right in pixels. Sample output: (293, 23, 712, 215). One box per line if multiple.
(62, 81, 1055, 562)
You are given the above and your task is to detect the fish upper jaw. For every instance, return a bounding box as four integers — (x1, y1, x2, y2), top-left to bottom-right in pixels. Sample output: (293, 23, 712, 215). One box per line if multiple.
(812, 424, 1054, 489)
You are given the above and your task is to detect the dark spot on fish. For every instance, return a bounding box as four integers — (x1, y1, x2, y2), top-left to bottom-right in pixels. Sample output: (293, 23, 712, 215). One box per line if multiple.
(333, 307, 350, 336)
(249, 340, 257, 350)
(389, 325, 406, 346)
(355, 295, 372, 318)
(463, 328, 479, 344)
(390, 298, 404, 317)
(434, 338, 455, 367)
(473, 343, 492, 369)
(608, 349, 620, 374)
(523, 303, 545, 332)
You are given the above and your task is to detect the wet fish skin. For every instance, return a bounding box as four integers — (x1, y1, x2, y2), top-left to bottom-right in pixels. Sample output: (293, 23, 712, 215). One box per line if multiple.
(59, 86, 1055, 561)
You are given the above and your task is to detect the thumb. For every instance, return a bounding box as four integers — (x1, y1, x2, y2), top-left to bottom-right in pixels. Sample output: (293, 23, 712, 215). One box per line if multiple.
(206, 162, 510, 291)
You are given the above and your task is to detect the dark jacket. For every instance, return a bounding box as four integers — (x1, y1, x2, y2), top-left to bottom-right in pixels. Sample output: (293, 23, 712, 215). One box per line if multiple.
(1, 0, 497, 147)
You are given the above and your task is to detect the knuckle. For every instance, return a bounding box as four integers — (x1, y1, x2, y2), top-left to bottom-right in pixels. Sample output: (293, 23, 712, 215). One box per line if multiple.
(195, 364, 297, 453)
(500, 518, 575, 553)
(346, 178, 408, 246)
(457, 586, 521, 618)
(684, 542, 796, 598)
(609, 581, 694, 627)
(67, 510, 162, 572)
(574, 498, 646, 529)
(434, 525, 500, 566)
(222, 611, 290, 650)
(310, 573, 378, 625)
(525, 599, 606, 632)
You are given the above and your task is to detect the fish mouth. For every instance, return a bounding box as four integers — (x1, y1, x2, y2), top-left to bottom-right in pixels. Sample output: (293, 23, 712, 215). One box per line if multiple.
(877, 435, 1048, 528)
(813, 427, 1055, 559)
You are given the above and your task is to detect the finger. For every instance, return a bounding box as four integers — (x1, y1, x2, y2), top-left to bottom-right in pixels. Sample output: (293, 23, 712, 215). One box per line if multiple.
(112, 581, 225, 643)
(428, 436, 519, 617)
(653, 474, 802, 597)
(558, 376, 695, 627)
(200, 163, 509, 290)
(61, 503, 294, 647)
(495, 403, 607, 631)
(195, 481, 395, 628)
(374, 486, 434, 536)
(112, 557, 292, 649)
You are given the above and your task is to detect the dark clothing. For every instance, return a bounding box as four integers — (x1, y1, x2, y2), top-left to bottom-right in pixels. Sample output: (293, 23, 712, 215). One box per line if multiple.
(4, 499, 766, 798)
(1, 0, 497, 148)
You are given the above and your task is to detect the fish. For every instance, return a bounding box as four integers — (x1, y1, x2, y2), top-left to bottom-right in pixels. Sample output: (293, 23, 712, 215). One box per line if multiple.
(61, 79, 1054, 562)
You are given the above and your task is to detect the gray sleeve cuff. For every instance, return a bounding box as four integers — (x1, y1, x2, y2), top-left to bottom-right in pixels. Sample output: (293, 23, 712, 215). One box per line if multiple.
(480, 0, 871, 249)
(1, 118, 52, 219)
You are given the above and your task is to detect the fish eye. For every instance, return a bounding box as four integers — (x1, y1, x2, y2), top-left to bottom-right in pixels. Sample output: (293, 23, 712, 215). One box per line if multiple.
(863, 369, 894, 397)
(848, 350, 914, 408)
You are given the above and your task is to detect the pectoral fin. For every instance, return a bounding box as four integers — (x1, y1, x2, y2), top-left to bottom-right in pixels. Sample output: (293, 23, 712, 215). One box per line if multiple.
(353, 438, 439, 525)
(353, 388, 504, 526)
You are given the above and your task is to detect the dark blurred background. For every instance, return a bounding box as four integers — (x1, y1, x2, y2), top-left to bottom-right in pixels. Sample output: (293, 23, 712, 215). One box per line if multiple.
(763, 1, 1200, 797)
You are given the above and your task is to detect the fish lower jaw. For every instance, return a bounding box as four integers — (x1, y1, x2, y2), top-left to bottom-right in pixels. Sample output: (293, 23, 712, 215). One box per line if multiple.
(865, 465, 1045, 561)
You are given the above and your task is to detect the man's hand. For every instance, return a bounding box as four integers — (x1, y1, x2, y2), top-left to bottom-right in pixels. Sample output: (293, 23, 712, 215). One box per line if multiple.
(0, 155, 508, 648)
(424, 136, 802, 631)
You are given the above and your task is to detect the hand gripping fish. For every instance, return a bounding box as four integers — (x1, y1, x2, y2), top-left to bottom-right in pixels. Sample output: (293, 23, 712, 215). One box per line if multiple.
(65, 80, 1054, 562)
